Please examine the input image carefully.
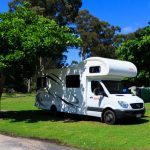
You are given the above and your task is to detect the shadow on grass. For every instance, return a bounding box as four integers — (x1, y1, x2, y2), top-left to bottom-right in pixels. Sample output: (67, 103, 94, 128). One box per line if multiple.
(0, 110, 149, 125)
(117, 116, 149, 125)
(0, 110, 100, 123)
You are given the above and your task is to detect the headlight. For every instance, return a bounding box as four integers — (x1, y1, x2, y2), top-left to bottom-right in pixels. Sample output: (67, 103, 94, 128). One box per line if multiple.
(118, 101, 129, 108)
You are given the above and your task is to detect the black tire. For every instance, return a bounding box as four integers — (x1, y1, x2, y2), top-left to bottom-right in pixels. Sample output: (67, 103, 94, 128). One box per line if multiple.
(50, 105, 57, 116)
(103, 110, 116, 125)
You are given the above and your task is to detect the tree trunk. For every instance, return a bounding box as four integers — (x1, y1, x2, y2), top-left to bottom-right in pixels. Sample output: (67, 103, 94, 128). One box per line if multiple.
(27, 78, 31, 93)
(0, 73, 6, 113)
(40, 57, 44, 73)
(149, 70, 150, 87)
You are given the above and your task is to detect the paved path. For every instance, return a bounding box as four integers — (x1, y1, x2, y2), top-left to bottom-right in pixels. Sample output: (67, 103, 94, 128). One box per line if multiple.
(0, 134, 80, 150)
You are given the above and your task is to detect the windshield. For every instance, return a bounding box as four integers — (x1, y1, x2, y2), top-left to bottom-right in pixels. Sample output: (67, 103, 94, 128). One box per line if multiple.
(102, 80, 131, 94)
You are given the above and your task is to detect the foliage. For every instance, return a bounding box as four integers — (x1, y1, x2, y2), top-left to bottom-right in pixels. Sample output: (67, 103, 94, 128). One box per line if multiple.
(117, 24, 150, 86)
(71, 60, 78, 66)
(6, 1, 82, 92)
(0, 94, 150, 150)
(0, 4, 81, 76)
(9, 0, 82, 26)
(75, 10, 120, 60)
(113, 32, 136, 48)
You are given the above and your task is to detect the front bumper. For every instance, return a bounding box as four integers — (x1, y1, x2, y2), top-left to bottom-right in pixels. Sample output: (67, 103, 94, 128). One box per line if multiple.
(115, 108, 146, 119)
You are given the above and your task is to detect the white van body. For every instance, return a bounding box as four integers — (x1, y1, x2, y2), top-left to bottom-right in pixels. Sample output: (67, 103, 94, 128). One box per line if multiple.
(35, 57, 145, 124)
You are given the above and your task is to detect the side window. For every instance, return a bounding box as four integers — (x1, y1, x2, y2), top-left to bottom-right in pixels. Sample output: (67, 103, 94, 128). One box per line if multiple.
(91, 81, 104, 95)
(66, 75, 80, 88)
(89, 66, 101, 73)
(37, 77, 47, 89)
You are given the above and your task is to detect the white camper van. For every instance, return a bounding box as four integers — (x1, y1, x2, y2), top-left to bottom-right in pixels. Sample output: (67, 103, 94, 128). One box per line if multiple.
(35, 57, 145, 124)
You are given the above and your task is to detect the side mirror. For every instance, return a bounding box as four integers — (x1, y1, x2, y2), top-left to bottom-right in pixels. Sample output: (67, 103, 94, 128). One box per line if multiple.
(100, 91, 107, 97)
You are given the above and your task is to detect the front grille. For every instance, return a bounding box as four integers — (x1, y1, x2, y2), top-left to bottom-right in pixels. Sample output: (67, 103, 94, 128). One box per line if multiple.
(130, 103, 143, 109)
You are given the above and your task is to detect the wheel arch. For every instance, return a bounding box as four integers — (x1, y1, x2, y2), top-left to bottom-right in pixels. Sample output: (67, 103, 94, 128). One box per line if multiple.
(50, 104, 57, 111)
(102, 107, 115, 122)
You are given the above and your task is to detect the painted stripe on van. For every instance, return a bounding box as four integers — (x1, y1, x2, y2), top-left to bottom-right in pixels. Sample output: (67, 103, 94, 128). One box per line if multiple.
(46, 75, 61, 85)
(51, 73, 63, 83)
(55, 94, 80, 108)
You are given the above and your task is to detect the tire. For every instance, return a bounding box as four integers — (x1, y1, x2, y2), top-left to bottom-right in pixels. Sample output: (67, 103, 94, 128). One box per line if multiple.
(103, 110, 116, 125)
(50, 105, 57, 116)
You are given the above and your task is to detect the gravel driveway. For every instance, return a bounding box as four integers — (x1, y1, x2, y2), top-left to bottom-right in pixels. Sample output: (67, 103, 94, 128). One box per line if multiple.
(0, 134, 80, 150)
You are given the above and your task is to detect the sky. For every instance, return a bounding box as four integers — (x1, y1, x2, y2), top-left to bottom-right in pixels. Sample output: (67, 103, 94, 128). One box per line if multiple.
(82, 0, 150, 34)
(0, 0, 150, 64)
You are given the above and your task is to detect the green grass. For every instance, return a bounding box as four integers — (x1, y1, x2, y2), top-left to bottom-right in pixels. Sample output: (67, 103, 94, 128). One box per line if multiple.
(0, 94, 150, 150)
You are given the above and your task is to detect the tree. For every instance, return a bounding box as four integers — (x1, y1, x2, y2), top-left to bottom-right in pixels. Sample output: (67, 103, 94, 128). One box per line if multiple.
(0, 4, 81, 93)
(113, 32, 136, 48)
(71, 60, 78, 66)
(7, 1, 82, 92)
(116, 23, 150, 86)
(75, 10, 120, 60)
(9, 0, 82, 25)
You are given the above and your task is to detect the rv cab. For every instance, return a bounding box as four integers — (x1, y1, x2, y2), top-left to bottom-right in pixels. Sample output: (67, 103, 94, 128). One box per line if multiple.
(86, 79, 145, 124)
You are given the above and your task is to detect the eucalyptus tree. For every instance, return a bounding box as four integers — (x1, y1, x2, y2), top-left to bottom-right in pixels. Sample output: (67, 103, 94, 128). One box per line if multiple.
(9, 0, 82, 25)
(75, 10, 120, 60)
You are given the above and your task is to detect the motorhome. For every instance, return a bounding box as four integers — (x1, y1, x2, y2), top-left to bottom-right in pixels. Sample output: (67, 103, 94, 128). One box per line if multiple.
(35, 57, 145, 124)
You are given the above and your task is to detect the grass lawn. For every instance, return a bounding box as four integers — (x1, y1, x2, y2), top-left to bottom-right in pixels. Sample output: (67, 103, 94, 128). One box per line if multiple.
(0, 93, 150, 150)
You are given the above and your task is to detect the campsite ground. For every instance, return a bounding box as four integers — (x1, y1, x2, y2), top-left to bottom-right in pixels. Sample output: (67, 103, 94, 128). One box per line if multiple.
(0, 93, 150, 150)
(0, 134, 79, 150)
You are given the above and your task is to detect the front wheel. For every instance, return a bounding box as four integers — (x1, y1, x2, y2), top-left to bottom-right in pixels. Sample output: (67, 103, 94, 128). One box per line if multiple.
(103, 110, 116, 125)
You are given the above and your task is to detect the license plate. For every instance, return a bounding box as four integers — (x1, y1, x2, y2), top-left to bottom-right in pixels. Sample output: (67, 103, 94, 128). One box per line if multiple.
(136, 114, 142, 118)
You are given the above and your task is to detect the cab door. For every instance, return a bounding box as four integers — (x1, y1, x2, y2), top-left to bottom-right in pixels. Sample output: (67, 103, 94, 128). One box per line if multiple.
(86, 79, 107, 117)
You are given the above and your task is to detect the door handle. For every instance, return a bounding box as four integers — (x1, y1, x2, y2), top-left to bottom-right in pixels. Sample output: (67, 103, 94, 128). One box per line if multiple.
(89, 96, 93, 99)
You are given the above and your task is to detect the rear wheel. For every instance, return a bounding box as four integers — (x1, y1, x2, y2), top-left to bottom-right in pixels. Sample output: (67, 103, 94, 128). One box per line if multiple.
(103, 110, 116, 125)
(50, 105, 57, 116)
